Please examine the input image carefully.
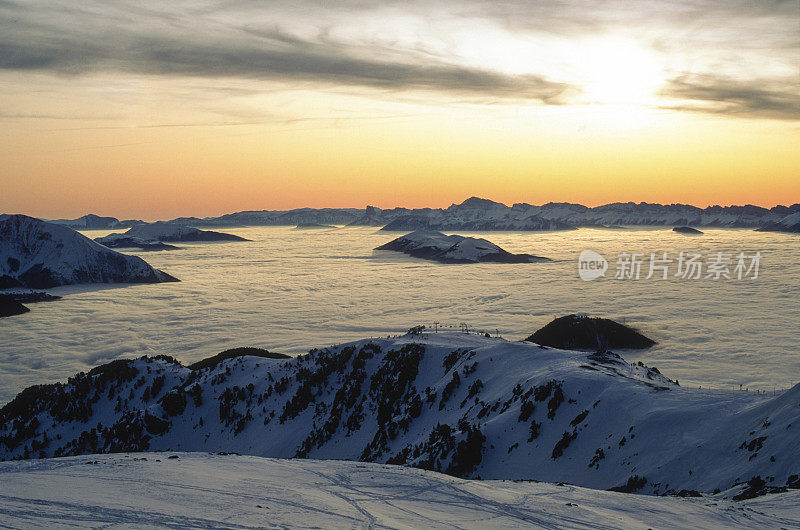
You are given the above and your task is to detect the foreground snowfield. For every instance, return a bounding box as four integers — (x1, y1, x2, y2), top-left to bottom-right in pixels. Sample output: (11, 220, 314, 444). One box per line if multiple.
(2, 452, 798, 529)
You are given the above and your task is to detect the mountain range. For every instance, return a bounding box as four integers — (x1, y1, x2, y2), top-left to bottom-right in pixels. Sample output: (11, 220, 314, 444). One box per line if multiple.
(47, 198, 800, 232)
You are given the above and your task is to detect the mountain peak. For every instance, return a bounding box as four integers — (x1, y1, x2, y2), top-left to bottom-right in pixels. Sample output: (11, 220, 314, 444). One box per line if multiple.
(449, 197, 507, 210)
(0, 215, 178, 288)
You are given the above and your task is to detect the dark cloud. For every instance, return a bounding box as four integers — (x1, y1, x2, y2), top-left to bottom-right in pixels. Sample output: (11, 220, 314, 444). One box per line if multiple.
(661, 76, 800, 121)
(0, 0, 797, 115)
(0, 6, 573, 104)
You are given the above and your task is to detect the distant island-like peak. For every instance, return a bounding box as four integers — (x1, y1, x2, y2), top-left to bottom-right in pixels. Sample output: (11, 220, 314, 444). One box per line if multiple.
(673, 226, 703, 234)
(375, 230, 550, 264)
(525, 314, 656, 350)
(96, 222, 249, 249)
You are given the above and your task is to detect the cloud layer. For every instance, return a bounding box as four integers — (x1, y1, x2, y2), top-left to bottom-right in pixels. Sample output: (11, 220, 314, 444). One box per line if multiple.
(662, 76, 800, 121)
(0, 0, 798, 118)
(0, 2, 575, 104)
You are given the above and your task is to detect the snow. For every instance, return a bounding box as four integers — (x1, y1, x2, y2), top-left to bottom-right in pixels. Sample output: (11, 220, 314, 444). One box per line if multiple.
(439, 237, 503, 261)
(2, 332, 798, 497)
(1, 452, 798, 529)
(780, 211, 800, 226)
(391, 230, 465, 248)
(772, 212, 800, 232)
(0, 215, 177, 288)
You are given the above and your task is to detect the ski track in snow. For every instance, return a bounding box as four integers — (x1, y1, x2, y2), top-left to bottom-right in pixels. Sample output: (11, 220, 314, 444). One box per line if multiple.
(2, 453, 799, 529)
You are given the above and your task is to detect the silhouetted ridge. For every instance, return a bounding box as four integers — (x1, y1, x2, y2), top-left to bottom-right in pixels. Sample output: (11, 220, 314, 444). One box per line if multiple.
(188, 347, 290, 371)
(526, 315, 656, 350)
(0, 294, 29, 318)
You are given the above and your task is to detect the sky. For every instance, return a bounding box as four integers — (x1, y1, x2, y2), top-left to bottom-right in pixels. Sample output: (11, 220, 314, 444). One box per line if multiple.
(1, 0, 798, 220)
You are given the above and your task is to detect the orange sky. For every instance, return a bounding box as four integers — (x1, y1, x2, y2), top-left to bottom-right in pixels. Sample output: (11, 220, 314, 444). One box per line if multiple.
(1, 1, 798, 220)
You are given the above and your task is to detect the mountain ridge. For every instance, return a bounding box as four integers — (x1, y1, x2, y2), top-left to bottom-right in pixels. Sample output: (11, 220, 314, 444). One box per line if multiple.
(2, 332, 797, 497)
(32, 198, 800, 231)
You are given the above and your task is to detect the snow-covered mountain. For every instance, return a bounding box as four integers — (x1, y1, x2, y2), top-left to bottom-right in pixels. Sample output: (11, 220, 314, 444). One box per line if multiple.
(0, 215, 178, 289)
(381, 213, 575, 231)
(376, 231, 550, 263)
(346, 205, 413, 226)
(157, 198, 800, 231)
(380, 198, 576, 231)
(2, 332, 797, 498)
(48, 214, 143, 230)
(400, 199, 796, 230)
(96, 222, 249, 246)
(2, 452, 798, 529)
(170, 208, 364, 227)
(757, 212, 800, 233)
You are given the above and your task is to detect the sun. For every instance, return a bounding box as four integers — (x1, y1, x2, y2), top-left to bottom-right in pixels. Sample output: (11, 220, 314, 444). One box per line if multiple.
(572, 38, 665, 106)
(455, 30, 665, 109)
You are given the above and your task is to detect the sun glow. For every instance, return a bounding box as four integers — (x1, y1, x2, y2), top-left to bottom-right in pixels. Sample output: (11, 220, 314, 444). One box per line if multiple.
(572, 38, 666, 106)
(456, 31, 666, 110)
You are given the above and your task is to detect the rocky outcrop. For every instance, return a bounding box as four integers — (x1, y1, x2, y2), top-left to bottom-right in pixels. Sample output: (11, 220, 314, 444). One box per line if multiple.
(0, 294, 29, 318)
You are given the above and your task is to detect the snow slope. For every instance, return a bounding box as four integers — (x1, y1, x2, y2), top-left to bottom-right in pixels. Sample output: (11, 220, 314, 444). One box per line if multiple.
(2, 333, 798, 497)
(376, 231, 550, 263)
(0, 215, 178, 288)
(2, 452, 798, 529)
(757, 212, 800, 233)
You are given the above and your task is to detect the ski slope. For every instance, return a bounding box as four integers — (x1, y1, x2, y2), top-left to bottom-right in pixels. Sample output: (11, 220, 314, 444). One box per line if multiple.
(2, 452, 799, 529)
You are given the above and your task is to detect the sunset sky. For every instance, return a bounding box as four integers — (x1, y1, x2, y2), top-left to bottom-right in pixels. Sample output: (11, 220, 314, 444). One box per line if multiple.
(1, 0, 798, 220)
